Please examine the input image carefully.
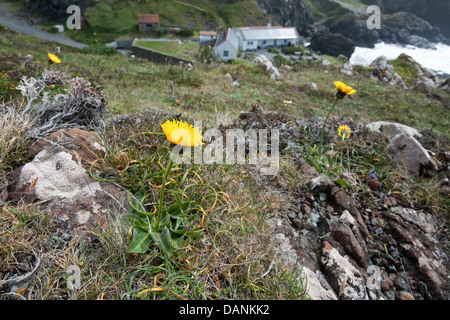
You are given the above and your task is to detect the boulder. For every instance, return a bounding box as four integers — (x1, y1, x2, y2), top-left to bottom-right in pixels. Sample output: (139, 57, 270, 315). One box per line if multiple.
(386, 133, 438, 175)
(370, 56, 408, 89)
(7, 148, 127, 239)
(366, 121, 422, 139)
(252, 55, 281, 80)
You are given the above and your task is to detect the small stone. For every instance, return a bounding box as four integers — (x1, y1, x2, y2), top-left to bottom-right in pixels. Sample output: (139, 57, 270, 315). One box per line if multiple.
(368, 178, 382, 191)
(338, 209, 357, 227)
(292, 218, 302, 229)
(308, 174, 335, 192)
(397, 291, 415, 300)
(385, 291, 395, 300)
(418, 281, 428, 294)
(395, 276, 411, 292)
(388, 265, 397, 273)
(372, 257, 382, 265)
(319, 192, 327, 202)
(375, 227, 383, 235)
(370, 217, 378, 226)
(301, 203, 311, 215)
(383, 196, 398, 207)
(381, 273, 394, 291)
(322, 241, 333, 251)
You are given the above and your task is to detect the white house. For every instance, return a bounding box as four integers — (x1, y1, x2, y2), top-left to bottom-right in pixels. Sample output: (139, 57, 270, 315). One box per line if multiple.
(214, 27, 240, 62)
(214, 25, 301, 61)
(200, 31, 217, 43)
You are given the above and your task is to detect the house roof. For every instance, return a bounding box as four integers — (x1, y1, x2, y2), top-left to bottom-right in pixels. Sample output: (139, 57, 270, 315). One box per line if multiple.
(138, 14, 160, 24)
(234, 26, 299, 41)
(200, 31, 217, 36)
(215, 27, 238, 50)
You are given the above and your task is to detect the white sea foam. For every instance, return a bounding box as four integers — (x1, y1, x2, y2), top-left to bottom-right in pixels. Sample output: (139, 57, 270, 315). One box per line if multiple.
(350, 42, 450, 74)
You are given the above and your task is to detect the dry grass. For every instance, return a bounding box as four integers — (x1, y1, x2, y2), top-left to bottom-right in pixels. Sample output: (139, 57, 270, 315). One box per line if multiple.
(0, 103, 30, 192)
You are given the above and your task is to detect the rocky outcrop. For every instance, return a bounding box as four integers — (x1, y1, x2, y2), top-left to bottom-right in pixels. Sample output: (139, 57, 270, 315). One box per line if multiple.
(254, 0, 313, 36)
(269, 165, 449, 300)
(309, 32, 355, 59)
(370, 56, 408, 89)
(252, 54, 281, 80)
(361, 0, 450, 40)
(254, 0, 449, 57)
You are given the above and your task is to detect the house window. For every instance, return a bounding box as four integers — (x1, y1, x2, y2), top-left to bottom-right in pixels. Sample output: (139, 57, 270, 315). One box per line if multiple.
(263, 40, 266, 44)
(146, 24, 153, 27)
(223, 50, 229, 57)
(247, 41, 253, 46)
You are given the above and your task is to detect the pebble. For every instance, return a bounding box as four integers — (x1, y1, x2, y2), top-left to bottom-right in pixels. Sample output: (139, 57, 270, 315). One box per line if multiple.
(301, 203, 311, 215)
(397, 291, 415, 300)
(368, 178, 382, 191)
(319, 192, 327, 202)
(395, 276, 411, 292)
(372, 257, 382, 265)
(385, 291, 395, 300)
(388, 265, 397, 273)
(418, 281, 428, 294)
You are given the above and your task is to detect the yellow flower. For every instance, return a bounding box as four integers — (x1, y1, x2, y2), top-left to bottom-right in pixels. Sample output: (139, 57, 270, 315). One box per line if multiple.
(334, 81, 356, 99)
(338, 124, 352, 139)
(283, 99, 292, 104)
(161, 119, 204, 147)
(48, 53, 61, 64)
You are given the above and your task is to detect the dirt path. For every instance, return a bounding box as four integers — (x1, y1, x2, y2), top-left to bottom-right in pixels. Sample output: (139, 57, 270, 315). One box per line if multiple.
(0, 2, 87, 49)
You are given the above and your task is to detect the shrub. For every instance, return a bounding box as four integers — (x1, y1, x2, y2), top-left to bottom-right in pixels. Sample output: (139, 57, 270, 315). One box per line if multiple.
(281, 45, 306, 55)
(175, 28, 195, 37)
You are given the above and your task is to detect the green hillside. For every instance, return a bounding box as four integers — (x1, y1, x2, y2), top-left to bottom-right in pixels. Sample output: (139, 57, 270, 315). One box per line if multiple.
(69, 0, 268, 44)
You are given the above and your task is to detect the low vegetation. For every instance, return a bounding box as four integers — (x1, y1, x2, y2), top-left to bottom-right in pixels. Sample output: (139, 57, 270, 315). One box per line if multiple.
(0, 24, 448, 300)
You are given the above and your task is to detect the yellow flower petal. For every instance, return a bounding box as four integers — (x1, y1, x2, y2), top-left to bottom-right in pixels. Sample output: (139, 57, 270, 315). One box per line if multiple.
(48, 53, 61, 64)
(338, 124, 352, 139)
(161, 119, 203, 147)
(334, 81, 356, 95)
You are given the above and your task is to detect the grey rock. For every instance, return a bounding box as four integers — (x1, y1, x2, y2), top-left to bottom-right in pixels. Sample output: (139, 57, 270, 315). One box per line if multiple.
(370, 56, 408, 89)
(366, 121, 422, 139)
(308, 174, 335, 192)
(320, 241, 368, 300)
(386, 133, 438, 175)
(338, 210, 357, 227)
(390, 206, 439, 234)
(7, 149, 128, 240)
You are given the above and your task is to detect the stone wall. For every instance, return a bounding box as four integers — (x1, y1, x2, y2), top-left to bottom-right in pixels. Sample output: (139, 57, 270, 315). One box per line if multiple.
(131, 42, 194, 65)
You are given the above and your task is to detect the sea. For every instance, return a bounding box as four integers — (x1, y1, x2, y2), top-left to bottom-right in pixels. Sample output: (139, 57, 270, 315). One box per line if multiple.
(350, 42, 450, 75)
